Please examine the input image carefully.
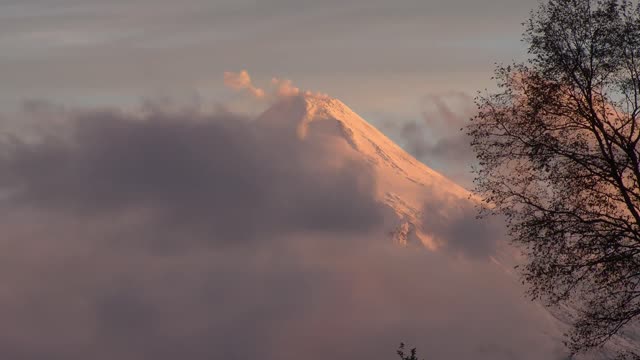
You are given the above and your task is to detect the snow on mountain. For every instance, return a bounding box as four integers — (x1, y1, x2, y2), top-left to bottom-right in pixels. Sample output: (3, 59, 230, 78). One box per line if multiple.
(258, 93, 473, 249)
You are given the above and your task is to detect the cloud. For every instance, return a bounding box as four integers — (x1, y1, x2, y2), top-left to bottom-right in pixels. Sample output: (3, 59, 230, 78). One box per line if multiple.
(271, 77, 301, 97)
(381, 93, 477, 188)
(223, 70, 265, 98)
(0, 98, 569, 360)
(420, 187, 504, 259)
(1, 105, 383, 250)
(270, 77, 329, 100)
(224, 70, 329, 102)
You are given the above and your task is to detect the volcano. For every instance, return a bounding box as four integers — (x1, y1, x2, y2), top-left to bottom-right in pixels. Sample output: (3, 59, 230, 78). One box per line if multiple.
(258, 94, 472, 248)
(257, 93, 640, 358)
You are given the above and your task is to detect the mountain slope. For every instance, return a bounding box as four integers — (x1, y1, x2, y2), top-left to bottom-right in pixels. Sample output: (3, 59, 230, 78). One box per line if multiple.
(260, 94, 640, 358)
(258, 94, 471, 248)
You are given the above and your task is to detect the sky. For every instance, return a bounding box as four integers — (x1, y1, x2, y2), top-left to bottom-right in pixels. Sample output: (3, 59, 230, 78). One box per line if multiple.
(0, 0, 531, 111)
(0, 0, 536, 185)
(0, 1, 602, 359)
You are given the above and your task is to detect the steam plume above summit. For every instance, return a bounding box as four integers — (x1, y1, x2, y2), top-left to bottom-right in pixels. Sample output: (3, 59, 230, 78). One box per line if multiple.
(224, 70, 329, 101)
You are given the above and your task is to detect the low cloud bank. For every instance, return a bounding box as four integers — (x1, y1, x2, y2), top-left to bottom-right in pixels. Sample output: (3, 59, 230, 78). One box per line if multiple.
(0, 98, 566, 360)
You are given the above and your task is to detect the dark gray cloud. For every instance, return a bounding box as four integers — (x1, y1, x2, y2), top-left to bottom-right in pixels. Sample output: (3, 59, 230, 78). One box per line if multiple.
(1, 105, 382, 250)
(0, 100, 569, 360)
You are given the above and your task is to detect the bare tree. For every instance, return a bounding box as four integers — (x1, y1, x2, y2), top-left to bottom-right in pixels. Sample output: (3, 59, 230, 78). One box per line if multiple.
(468, 0, 640, 354)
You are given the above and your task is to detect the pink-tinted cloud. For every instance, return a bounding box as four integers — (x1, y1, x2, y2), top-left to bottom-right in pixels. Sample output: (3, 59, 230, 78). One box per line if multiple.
(224, 70, 329, 101)
(223, 70, 265, 98)
(270, 77, 329, 99)
(271, 77, 300, 97)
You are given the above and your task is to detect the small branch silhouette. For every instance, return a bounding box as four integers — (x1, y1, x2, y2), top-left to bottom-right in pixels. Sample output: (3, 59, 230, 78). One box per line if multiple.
(397, 343, 423, 360)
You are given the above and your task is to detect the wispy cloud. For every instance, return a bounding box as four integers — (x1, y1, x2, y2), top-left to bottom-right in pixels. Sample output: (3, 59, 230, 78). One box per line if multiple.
(381, 92, 477, 188)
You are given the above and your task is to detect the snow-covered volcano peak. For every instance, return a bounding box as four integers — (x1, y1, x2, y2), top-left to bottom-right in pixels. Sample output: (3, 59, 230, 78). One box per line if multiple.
(260, 94, 467, 191)
(258, 94, 471, 247)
